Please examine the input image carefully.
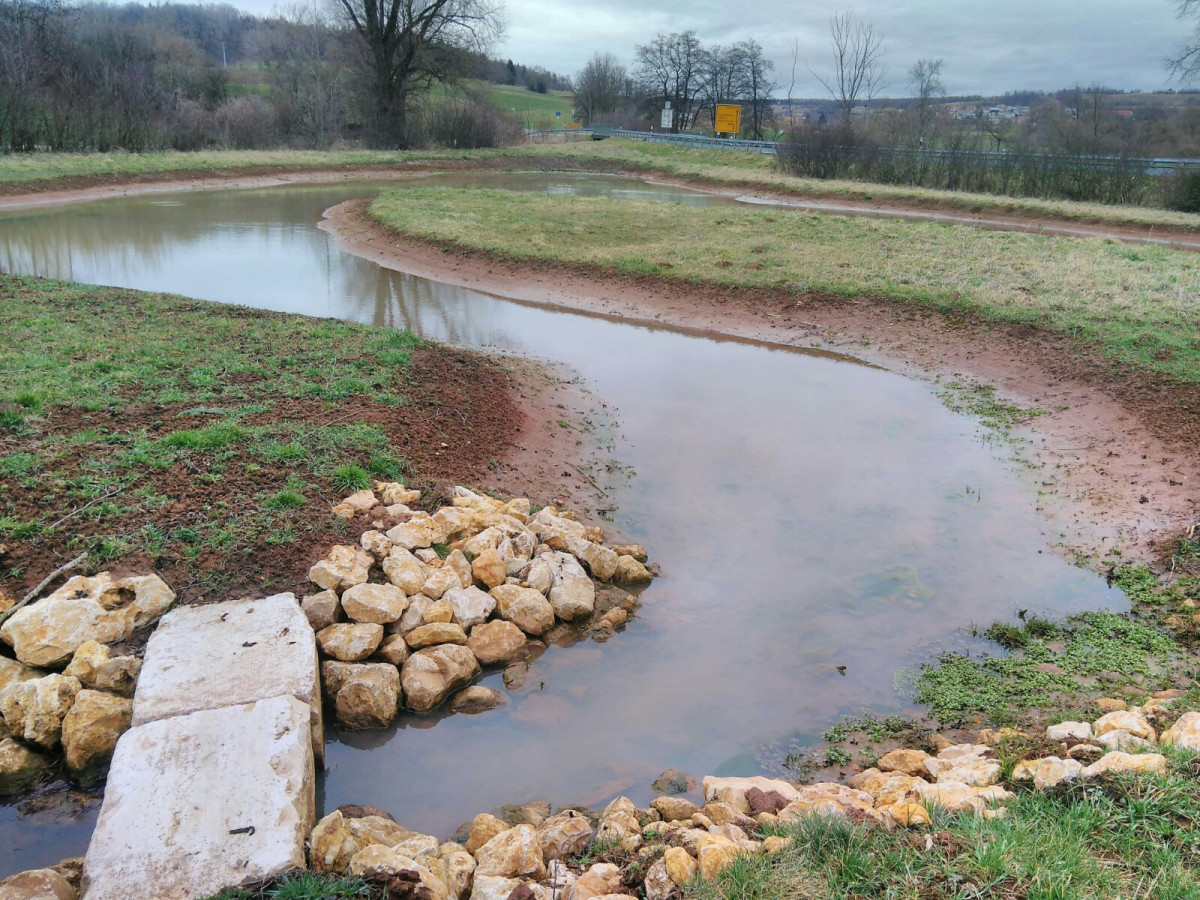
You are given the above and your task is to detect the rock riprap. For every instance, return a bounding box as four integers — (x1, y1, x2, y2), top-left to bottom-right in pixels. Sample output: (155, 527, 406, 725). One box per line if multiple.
(307, 485, 655, 727)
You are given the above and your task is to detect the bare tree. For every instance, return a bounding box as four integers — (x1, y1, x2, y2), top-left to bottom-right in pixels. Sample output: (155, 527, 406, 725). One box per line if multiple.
(1171, 0, 1200, 80)
(737, 39, 775, 139)
(333, 0, 503, 147)
(635, 30, 704, 131)
(574, 52, 625, 125)
(909, 57, 943, 137)
(809, 11, 886, 122)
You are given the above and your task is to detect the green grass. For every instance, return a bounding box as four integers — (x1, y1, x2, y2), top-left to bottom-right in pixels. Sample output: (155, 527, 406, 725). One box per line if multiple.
(0, 273, 427, 601)
(210, 871, 369, 900)
(369, 185, 1200, 387)
(905, 612, 1183, 726)
(481, 83, 575, 130)
(694, 761, 1200, 900)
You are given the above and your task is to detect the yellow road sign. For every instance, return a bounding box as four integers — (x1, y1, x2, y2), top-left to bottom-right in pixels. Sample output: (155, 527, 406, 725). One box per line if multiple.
(715, 104, 742, 134)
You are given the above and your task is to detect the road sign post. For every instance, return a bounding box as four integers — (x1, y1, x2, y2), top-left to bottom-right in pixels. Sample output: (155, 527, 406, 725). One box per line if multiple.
(714, 104, 742, 137)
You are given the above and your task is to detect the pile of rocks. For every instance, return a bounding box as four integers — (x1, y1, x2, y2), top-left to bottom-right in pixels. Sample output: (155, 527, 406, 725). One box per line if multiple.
(0, 573, 173, 793)
(304, 484, 653, 728)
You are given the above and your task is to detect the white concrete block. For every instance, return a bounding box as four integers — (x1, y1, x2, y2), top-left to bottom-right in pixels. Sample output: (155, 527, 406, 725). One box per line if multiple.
(132, 593, 323, 762)
(82, 695, 315, 900)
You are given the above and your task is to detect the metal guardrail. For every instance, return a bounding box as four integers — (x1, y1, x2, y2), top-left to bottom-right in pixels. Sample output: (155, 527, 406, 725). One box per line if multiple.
(525, 127, 1200, 176)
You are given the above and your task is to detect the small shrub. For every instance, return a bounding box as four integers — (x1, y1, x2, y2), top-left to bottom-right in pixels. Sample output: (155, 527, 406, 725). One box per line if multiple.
(1163, 170, 1200, 212)
(265, 489, 306, 511)
(331, 464, 371, 492)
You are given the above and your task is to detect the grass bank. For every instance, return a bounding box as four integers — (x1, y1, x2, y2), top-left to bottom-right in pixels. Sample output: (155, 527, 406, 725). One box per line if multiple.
(369, 185, 1200, 387)
(0, 274, 520, 608)
(4, 140, 1200, 232)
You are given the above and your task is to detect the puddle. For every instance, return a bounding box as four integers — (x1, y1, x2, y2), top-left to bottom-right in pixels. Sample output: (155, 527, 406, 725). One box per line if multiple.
(0, 176, 1122, 873)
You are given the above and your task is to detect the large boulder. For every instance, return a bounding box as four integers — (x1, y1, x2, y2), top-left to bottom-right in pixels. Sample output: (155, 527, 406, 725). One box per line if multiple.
(441, 848, 477, 900)
(401, 645, 480, 714)
(465, 813, 509, 854)
(340, 583, 406, 625)
(347, 847, 449, 900)
(0, 674, 81, 749)
(490, 585, 555, 636)
(467, 621, 528, 667)
(445, 587, 496, 630)
(317, 623, 384, 662)
(333, 664, 400, 729)
(61, 689, 132, 776)
(0, 737, 51, 794)
(1093, 710, 1156, 743)
(63, 641, 141, 697)
(0, 573, 174, 668)
(595, 796, 640, 842)
(544, 553, 595, 621)
(473, 824, 545, 880)
(309, 546, 373, 593)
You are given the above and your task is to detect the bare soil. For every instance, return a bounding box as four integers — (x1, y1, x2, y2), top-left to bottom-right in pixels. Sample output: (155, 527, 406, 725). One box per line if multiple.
(324, 199, 1200, 569)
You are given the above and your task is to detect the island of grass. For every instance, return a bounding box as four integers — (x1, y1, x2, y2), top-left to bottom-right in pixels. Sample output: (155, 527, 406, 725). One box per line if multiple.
(0, 274, 526, 608)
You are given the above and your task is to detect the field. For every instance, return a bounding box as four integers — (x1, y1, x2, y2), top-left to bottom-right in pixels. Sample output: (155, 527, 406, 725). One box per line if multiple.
(369, 184, 1200, 387)
(481, 83, 575, 130)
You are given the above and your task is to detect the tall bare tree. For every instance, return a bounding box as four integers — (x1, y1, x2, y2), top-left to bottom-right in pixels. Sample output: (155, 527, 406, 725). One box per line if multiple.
(737, 38, 775, 139)
(574, 51, 625, 125)
(809, 11, 886, 122)
(334, 0, 503, 147)
(635, 30, 703, 132)
(1172, 0, 1200, 80)
(908, 57, 943, 137)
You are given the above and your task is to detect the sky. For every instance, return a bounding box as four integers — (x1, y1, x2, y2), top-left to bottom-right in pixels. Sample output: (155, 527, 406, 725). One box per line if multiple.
(488, 0, 1189, 97)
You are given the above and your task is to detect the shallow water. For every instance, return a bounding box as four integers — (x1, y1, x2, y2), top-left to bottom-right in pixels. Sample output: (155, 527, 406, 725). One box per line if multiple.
(0, 174, 1121, 874)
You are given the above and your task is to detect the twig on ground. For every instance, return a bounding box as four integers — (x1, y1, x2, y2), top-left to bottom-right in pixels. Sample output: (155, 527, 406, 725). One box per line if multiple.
(0, 552, 88, 627)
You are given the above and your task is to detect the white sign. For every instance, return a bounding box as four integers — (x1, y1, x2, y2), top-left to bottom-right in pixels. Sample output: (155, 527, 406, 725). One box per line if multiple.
(661, 107, 674, 129)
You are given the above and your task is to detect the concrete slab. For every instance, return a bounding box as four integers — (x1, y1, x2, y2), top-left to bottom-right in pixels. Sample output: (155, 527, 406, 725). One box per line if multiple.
(131, 593, 323, 763)
(82, 695, 315, 900)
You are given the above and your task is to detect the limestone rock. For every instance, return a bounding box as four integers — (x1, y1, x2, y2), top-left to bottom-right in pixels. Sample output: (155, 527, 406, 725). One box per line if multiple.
(301, 590, 342, 632)
(445, 550, 473, 589)
(309, 546, 373, 593)
(878, 748, 932, 778)
(662, 847, 698, 887)
(491, 585, 555, 636)
(1084, 751, 1168, 778)
(1093, 710, 1156, 742)
(341, 583, 406, 625)
(761, 835, 794, 854)
(465, 813, 510, 854)
(702, 776, 802, 814)
(360, 530, 393, 560)
(703, 802, 756, 828)
(473, 824, 545, 880)
(779, 783, 882, 824)
(401, 645, 480, 714)
(0, 674, 81, 749)
(573, 863, 623, 900)
(446, 587, 496, 630)
(395, 596, 432, 635)
(380, 483, 421, 506)
(0, 868, 77, 900)
(545, 552, 595, 621)
(524, 558, 553, 595)
(62, 641, 140, 697)
(527, 509, 587, 543)
(378, 634, 409, 666)
(472, 550, 508, 590)
(696, 835, 740, 879)
(441, 849, 476, 900)
(644, 860, 675, 900)
(309, 811, 362, 873)
(450, 686, 507, 715)
(406, 622, 468, 649)
(1046, 721, 1092, 742)
(393, 832, 440, 861)
(652, 769, 697, 795)
(61, 689, 131, 775)
(0, 737, 51, 794)
(536, 810, 594, 861)
(596, 796, 641, 842)
(332, 489, 378, 519)
(651, 796, 699, 822)
(1031, 756, 1084, 790)
(322, 661, 358, 699)
(0, 573, 174, 668)
(1096, 729, 1153, 752)
(423, 567, 464, 602)
(845, 770, 926, 808)
(613, 556, 653, 585)
(500, 801, 551, 827)
(470, 875, 522, 900)
(348, 847, 448, 900)
(387, 513, 445, 551)
(913, 781, 1012, 814)
(83, 696, 315, 900)
(1161, 711, 1200, 751)
(334, 664, 400, 729)
(317, 623, 384, 662)
(611, 544, 647, 562)
(935, 758, 1001, 787)
(383, 549, 430, 595)
(467, 621, 528, 667)
(0, 657, 43, 695)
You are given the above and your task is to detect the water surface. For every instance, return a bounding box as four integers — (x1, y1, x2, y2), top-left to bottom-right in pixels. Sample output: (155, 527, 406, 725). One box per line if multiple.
(0, 174, 1121, 873)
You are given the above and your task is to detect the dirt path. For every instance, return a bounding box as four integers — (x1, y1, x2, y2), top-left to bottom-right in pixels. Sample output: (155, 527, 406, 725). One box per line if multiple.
(322, 199, 1200, 570)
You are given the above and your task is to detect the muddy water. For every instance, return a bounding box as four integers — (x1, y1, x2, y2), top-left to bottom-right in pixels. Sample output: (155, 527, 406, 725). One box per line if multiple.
(0, 174, 1120, 874)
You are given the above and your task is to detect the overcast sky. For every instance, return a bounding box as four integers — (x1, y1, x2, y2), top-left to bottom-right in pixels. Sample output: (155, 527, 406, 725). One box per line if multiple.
(489, 0, 1188, 97)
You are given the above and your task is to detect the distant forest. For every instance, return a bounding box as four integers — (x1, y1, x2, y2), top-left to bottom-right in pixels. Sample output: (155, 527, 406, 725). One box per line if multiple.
(0, 0, 569, 152)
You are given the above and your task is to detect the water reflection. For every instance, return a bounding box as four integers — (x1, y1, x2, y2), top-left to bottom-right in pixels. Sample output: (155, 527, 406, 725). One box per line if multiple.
(0, 175, 1122, 871)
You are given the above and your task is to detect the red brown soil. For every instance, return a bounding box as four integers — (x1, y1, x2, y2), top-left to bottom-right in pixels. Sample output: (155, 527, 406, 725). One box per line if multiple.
(323, 199, 1200, 569)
